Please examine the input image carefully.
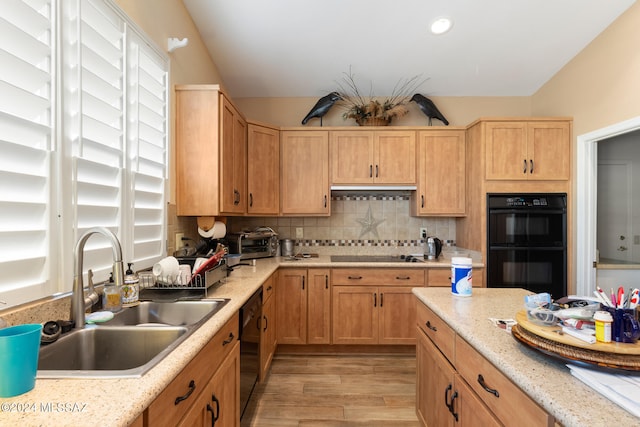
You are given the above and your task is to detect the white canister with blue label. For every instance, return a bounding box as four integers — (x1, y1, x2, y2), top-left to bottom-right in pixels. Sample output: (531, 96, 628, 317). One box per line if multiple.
(451, 257, 473, 297)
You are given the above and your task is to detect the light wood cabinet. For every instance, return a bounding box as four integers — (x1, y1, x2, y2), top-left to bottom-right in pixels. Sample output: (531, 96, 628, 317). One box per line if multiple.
(175, 85, 248, 216)
(411, 130, 465, 216)
(331, 269, 424, 345)
(259, 274, 277, 381)
(330, 130, 416, 185)
(485, 121, 570, 181)
(275, 268, 331, 344)
(146, 312, 240, 427)
(416, 299, 553, 427)
(247, 123, 279, 215)
(178, 341, 240, 427)
(426, 267, 484, 288)
(220, 96, 247, 214)
(280, 131, 330, 215)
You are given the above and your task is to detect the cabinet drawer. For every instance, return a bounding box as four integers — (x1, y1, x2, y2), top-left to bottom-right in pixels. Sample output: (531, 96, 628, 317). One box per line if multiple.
(416, 301, 455, 362)
(147, 312, 239, 427)
(427, 267, 484, 287)
(455, 336, 552, 427)
(426, 268, 451, 287)
(332, 268, 425, 286)
(263, 273, 275, 303)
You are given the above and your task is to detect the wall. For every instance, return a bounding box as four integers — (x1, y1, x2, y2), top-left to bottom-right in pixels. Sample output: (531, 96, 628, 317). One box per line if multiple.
(531, 2, 640, 289)
(228, 194, 458, 256)
(115, 0, 226, 252)
(235, 96, 532, 128)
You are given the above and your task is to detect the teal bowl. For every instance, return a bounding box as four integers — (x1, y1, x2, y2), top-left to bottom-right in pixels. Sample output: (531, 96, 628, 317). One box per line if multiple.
(0, 324, 43, 397)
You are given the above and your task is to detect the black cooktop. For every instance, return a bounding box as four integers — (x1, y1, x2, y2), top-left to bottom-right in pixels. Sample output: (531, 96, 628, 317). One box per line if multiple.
(330, 255, 425, 263)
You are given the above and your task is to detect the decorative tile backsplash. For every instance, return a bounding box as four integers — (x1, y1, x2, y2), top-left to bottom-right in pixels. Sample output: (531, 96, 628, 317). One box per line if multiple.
(229, 193, 456, 249)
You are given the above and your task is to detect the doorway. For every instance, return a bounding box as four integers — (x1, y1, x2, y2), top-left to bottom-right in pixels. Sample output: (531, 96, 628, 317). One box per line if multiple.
(576, 116, 640, 296)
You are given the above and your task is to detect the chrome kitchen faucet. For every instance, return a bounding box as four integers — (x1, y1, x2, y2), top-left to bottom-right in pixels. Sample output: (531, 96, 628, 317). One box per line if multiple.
(70, 227, 125, 329)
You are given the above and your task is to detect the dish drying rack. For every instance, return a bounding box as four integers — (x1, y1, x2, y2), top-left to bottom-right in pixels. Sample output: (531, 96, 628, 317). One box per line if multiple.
(138, 260, 228, 300)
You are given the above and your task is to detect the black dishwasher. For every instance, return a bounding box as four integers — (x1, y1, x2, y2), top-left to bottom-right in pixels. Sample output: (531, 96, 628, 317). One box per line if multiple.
(239, 289, 262, 419)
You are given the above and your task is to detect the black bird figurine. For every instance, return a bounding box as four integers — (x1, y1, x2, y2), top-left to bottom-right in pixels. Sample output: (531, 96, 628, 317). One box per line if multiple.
(301, 92, 342, 126)
(410, 94, 449, 126)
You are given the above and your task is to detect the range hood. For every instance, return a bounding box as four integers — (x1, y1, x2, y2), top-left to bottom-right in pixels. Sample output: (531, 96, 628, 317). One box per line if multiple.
(330, 185, 417, 191)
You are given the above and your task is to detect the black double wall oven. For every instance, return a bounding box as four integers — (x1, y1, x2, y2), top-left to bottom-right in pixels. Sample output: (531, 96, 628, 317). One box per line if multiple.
(487, 193, 567, 298)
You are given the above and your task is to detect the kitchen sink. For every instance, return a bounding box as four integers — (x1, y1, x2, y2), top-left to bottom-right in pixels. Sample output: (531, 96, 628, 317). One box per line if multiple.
(37, 326, 187, 378)
(37, 299, 230, 378)
(105, 299, 229, 327)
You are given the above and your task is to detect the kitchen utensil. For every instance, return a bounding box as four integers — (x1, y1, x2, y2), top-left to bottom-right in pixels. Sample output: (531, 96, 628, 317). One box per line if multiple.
(152, 256, 180, 282)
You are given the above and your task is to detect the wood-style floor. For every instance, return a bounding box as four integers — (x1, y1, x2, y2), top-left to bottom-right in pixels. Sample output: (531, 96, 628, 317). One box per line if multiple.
(241, 354, 420, 426)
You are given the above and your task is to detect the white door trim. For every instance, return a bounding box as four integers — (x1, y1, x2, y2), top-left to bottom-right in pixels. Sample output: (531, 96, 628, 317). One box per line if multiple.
(576, 116, 640, 296)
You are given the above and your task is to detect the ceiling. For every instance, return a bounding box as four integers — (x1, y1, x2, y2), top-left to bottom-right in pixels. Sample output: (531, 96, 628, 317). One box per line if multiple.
(182, 0, 635, 99)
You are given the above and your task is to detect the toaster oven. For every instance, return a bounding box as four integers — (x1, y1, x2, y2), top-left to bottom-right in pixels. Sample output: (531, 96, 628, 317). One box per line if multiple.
(227, 228, 279, 259)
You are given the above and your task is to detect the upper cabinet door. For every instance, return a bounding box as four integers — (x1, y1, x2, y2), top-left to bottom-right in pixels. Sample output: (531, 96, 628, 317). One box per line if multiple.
(247, 124, 280, 215)
(330, 131, 375, 184)
(526, 121, 571, 181)
(281, 131, 330, 215)
(330, 130, 416, 185)
(484, 122, 528, 180)
(219, 95, 247, 214)
(374, 131, 416, 184)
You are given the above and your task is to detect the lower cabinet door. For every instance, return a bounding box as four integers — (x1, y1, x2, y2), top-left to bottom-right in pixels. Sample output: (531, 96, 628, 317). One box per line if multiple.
(378, 286, 416, 344)
(416, 328, 455, 427)
(179, 341, 240, 427)
(332, 286, 378, 344)
(452, 375, 501, 427)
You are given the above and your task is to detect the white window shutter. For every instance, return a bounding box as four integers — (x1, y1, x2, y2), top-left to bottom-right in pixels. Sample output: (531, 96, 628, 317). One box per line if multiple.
(0, 0, 56, 304)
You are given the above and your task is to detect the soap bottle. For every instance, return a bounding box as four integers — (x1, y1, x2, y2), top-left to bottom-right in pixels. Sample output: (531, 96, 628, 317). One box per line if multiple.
(103, 273, 122, 312)
(122, 263, 139, 307)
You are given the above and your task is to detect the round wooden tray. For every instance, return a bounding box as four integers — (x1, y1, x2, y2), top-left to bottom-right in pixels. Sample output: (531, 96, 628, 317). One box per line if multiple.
(513, 310, 640, 371)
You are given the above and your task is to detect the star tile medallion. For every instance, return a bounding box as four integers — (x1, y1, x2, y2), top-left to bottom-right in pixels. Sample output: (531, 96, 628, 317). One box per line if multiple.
(356, 206, 385, 239)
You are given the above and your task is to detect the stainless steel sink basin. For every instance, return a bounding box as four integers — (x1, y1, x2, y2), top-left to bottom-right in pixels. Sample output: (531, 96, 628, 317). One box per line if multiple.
(37, 299, 230, 378)
(38, 326, 187, 378)
(106, 299, 229, 326)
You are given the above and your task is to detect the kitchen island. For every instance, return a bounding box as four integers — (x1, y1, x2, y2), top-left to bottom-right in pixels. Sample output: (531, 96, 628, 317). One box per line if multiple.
(413, 287, 639, 426)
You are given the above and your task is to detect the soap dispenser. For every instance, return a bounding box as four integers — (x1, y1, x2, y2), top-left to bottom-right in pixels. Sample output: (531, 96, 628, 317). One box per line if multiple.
(122, 263, 139, 307)
(103, 272, 122, 312)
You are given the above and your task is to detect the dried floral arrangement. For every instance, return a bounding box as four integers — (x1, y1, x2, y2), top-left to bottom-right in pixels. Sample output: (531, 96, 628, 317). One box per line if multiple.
(336, 69, 427, 126)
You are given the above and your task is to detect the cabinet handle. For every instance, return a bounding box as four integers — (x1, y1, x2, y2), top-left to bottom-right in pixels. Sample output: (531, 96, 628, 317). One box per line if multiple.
(369, 164, 373, 178)
(347, 276, 363, 280)
(373, 293, 377, 307)
(450, 391, 459, 421)
(302, 276, 305, 290)
(530, 159, 534, 174)
(222, 332, 234, 346)
(444, 383, 453, 413)
(375, 164, 379, 178)
(267, 285, 272, 291)
(263, 314, 268, 332)
(249, 192, 253, 207)
(395, 276, 410, 280)
(477, 374, 500, 397)
(380, 293, 383, 307)
(426, 320, 437, 332)
(174, 380, 196, 405)
(523, 159, 527, 174)
(324, 195, 327, 208)
(421, 195, 424, 208)
(233, 189, 240, 205)
(325, 275, 329, 289)
(209, 394, 220, 425)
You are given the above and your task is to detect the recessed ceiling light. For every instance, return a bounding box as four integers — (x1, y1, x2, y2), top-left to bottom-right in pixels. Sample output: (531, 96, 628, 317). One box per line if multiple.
(430, 17, 453, 35)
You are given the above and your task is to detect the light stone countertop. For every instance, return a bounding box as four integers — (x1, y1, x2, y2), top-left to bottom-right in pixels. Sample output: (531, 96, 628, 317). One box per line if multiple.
(413, 287, 640, 426)
(0, 256, 473, 427)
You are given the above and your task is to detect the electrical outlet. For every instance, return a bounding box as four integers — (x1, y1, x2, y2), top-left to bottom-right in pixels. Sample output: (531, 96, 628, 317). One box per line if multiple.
(420, 228, 427, 239)
(175, 232, 185, 250)
(296, 227, 304, 239)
